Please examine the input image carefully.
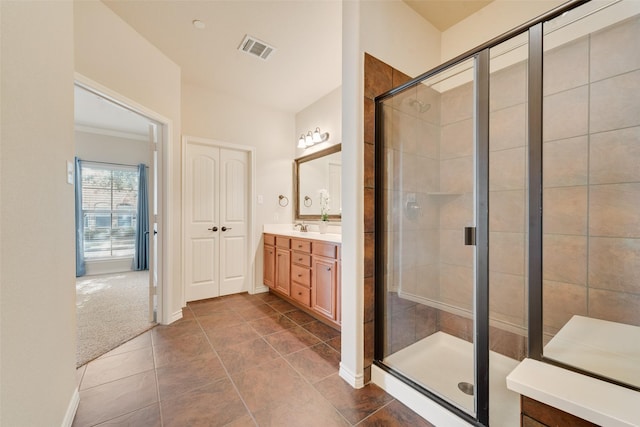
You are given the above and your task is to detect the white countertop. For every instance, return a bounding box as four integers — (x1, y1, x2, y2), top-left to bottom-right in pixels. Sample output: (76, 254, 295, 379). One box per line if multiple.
(263, 223, 342, 244)
(507, 358, 640, 427)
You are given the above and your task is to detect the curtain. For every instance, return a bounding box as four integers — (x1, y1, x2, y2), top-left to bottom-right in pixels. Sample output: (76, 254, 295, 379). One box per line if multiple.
(133, 163, 149, 270)
(75, 157, 86, 277)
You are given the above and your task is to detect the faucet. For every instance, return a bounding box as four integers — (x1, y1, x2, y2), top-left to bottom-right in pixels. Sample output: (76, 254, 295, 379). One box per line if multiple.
(294, 223, 308, 232)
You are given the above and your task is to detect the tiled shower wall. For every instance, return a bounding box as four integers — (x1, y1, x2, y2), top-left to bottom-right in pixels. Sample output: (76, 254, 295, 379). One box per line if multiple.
(542, 15, 640, 335)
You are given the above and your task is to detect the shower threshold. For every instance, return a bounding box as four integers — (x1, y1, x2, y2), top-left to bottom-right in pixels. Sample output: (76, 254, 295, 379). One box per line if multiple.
(384, 331, 520, 426)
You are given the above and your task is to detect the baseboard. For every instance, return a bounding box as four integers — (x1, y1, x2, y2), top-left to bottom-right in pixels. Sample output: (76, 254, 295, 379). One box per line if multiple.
(61, 387, 80, 427)
(251, 285, 269, 295)
(339, 363, 365, 389)
(168, 309, 183, 324)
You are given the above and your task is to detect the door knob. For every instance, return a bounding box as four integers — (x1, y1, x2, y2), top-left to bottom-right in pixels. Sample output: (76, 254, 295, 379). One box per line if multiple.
(221, 226, 232, 232)
(207, 226, 218, 232)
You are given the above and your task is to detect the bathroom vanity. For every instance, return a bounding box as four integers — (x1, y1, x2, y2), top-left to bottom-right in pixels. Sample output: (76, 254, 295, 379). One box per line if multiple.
(263, 231, 341, 329)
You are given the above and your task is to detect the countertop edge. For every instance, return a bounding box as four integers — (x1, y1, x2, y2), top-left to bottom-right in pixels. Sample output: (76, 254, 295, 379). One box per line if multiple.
(263, 226, 342, 244)
(506, 358, 640, 427)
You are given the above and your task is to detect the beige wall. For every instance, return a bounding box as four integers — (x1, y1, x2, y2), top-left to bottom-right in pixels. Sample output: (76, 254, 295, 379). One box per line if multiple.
(1, 1, 77, 425)
(74, 0, 182, 320)
(75, 131, 149, 166)
(295, 86, 342, 159)
(181, 82, 296, 291)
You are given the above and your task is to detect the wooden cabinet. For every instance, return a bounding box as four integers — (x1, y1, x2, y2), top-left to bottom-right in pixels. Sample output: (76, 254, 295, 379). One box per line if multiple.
(311, 255, 338, 320)
(263, 244, 275, 288)
(263, 233, 340, 329)
(520, 396, 598, 427)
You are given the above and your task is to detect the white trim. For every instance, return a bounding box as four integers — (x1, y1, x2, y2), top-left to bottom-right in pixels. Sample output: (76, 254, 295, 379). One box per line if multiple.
(61, 388, 80, 427)
(74, 73, 173, 325)
(169, 309, 184, 324)
(372, 365, 474, 427)
(339, 362, 365, 388)
(74, 124, 147, 142)
(181, 135, 256, 305)
(251, 285, 270, 295)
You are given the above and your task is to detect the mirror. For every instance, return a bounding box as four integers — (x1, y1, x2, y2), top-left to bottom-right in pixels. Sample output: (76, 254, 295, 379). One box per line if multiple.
(294, 144, 341, 220)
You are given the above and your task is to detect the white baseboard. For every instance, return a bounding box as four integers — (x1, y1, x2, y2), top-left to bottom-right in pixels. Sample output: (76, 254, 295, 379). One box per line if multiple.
(61, 387, 80, 427)
(167, 309, 183, 324)
(251, 285, 269, 295)
(339, 363, 365, 389)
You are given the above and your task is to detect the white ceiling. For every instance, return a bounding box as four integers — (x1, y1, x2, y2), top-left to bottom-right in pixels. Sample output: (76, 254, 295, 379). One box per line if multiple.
(78, 1, 492, 133)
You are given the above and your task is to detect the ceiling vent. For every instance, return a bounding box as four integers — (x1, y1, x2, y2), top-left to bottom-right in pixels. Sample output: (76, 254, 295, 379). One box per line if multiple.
(238, 34, 276, 61)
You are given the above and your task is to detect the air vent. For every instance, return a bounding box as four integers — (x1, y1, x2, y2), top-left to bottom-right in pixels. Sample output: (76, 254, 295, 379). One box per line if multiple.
(238, 34, 276, 61)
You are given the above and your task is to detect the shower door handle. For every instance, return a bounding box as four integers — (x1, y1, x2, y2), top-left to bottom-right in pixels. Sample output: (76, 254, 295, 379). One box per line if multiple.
(464, 227, 476, 246)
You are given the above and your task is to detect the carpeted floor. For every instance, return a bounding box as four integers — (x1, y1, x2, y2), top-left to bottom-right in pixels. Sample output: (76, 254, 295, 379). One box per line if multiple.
(76, 270, 156, 367)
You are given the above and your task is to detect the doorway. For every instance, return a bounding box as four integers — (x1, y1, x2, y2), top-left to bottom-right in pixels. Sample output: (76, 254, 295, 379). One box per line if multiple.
(74, 81, 165, 366)
(182, 136, 255, 302)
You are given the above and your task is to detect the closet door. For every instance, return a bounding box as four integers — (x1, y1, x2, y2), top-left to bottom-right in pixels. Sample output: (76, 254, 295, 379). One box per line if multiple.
(184, 142, 221, 301)
(184, 139, 251, 302)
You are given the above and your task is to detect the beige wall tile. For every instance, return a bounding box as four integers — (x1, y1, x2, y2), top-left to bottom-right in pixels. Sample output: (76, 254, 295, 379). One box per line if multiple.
(489, 272, 525, 327)
(440, 156, 473, 194)
(490, 190, 525, 233)
(401, 154, 438, 193)
(391, 85, 418, 117)
(414, 264, 441, 301)
(543, 36, 589, 95)
(416, 82, 442, 126)
(590, 16, 640, 82)
(440, 229, 473, 267)
(490, 103, 526, 151)
(440, 311, 473, 343)
(589, 288, 640, 327)
(590, 70, 640, 133)
(589, 183, 640, 238)
(416, 119, 440, 160)
(589, 236, 640, 294)
(490, 61, 527, 111)
(490, 231, 525, 276)
(416, 192, 441, 230)
(440, 118, 473, 160)
(489, 147, 526, 191)
(543, 234, 587, 285)
(391, 108, 417, 153)
(543, 186, 588, 235)
(543, 136, 588, 187)
(542, 280, 587, 334)
(440, 81, 473, 126)
(440, 192, 474, 230)
(396, 266, 417, 297)
(543, 85, 589, 141)
(590, 126, 640, 184)
(440, 264, 473, 311)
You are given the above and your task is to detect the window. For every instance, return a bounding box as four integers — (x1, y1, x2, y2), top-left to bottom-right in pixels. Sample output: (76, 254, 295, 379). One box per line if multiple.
(81, 164, 138, 259)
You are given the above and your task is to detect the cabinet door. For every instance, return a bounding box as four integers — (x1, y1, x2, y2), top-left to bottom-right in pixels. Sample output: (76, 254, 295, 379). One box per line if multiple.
(275, 248, 291, 296)
(311, 256, 337, 320)
(263, 245, 275, 288)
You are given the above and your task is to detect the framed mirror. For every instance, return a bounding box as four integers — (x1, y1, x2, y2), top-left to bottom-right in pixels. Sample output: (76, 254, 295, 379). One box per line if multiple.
(294, 144, 341, 221)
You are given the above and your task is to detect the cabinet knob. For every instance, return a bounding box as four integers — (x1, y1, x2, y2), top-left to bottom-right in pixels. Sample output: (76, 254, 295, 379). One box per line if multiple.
(298, 258, 303, 261)
(298, 274, 302, 277)
(327, 267, 331, 271)
(298, 292, 302, 296)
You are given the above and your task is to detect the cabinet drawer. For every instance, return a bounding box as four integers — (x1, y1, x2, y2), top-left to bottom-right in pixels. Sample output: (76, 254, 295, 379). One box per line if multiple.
(264, 234, 275, 246)
(291, 264, 310, 287)
(291, 239, 311, 253)
(312, 242, 337, 258)
(292, 252, 311, 267)
(275, 236, 290, 248)
(291, 282, 310, 306)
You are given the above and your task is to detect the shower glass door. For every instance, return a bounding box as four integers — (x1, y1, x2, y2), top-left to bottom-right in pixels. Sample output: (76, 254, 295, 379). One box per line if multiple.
(378, 56, 479, 419)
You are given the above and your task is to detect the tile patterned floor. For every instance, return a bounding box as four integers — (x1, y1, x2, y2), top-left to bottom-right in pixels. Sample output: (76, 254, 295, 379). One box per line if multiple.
(73, 291, 435, 427)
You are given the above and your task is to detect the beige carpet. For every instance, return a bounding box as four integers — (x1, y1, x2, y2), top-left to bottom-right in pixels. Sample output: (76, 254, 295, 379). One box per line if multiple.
(76, 270, 155, 367)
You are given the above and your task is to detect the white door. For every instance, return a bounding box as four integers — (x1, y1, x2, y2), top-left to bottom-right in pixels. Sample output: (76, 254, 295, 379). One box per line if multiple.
(184, 140, 250, 301)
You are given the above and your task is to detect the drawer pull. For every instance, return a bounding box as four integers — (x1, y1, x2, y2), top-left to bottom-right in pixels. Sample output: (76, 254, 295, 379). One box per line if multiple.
(298, 292, 302, 296)
(298, 244, 303, 248)
(298, 258, 303, 261)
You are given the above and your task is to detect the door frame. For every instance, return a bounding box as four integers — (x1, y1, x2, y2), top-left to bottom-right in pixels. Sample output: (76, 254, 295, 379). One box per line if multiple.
(75, 73, 174, 325)
(181, 135, 256, 306)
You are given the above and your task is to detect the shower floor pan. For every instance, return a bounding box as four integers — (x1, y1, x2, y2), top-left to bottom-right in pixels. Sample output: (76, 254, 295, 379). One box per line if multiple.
(384, 331, 520, 426)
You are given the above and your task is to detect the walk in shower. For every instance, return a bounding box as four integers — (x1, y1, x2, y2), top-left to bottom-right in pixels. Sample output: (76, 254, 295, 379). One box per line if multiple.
(374, 1, 640, 425)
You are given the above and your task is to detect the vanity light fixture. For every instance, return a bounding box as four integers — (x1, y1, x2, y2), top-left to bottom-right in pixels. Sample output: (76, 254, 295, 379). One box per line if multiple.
(297, 127, 330, 149)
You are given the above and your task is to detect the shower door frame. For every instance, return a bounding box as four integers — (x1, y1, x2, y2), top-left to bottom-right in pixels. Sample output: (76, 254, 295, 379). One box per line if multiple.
(373, 1, 591, 426)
